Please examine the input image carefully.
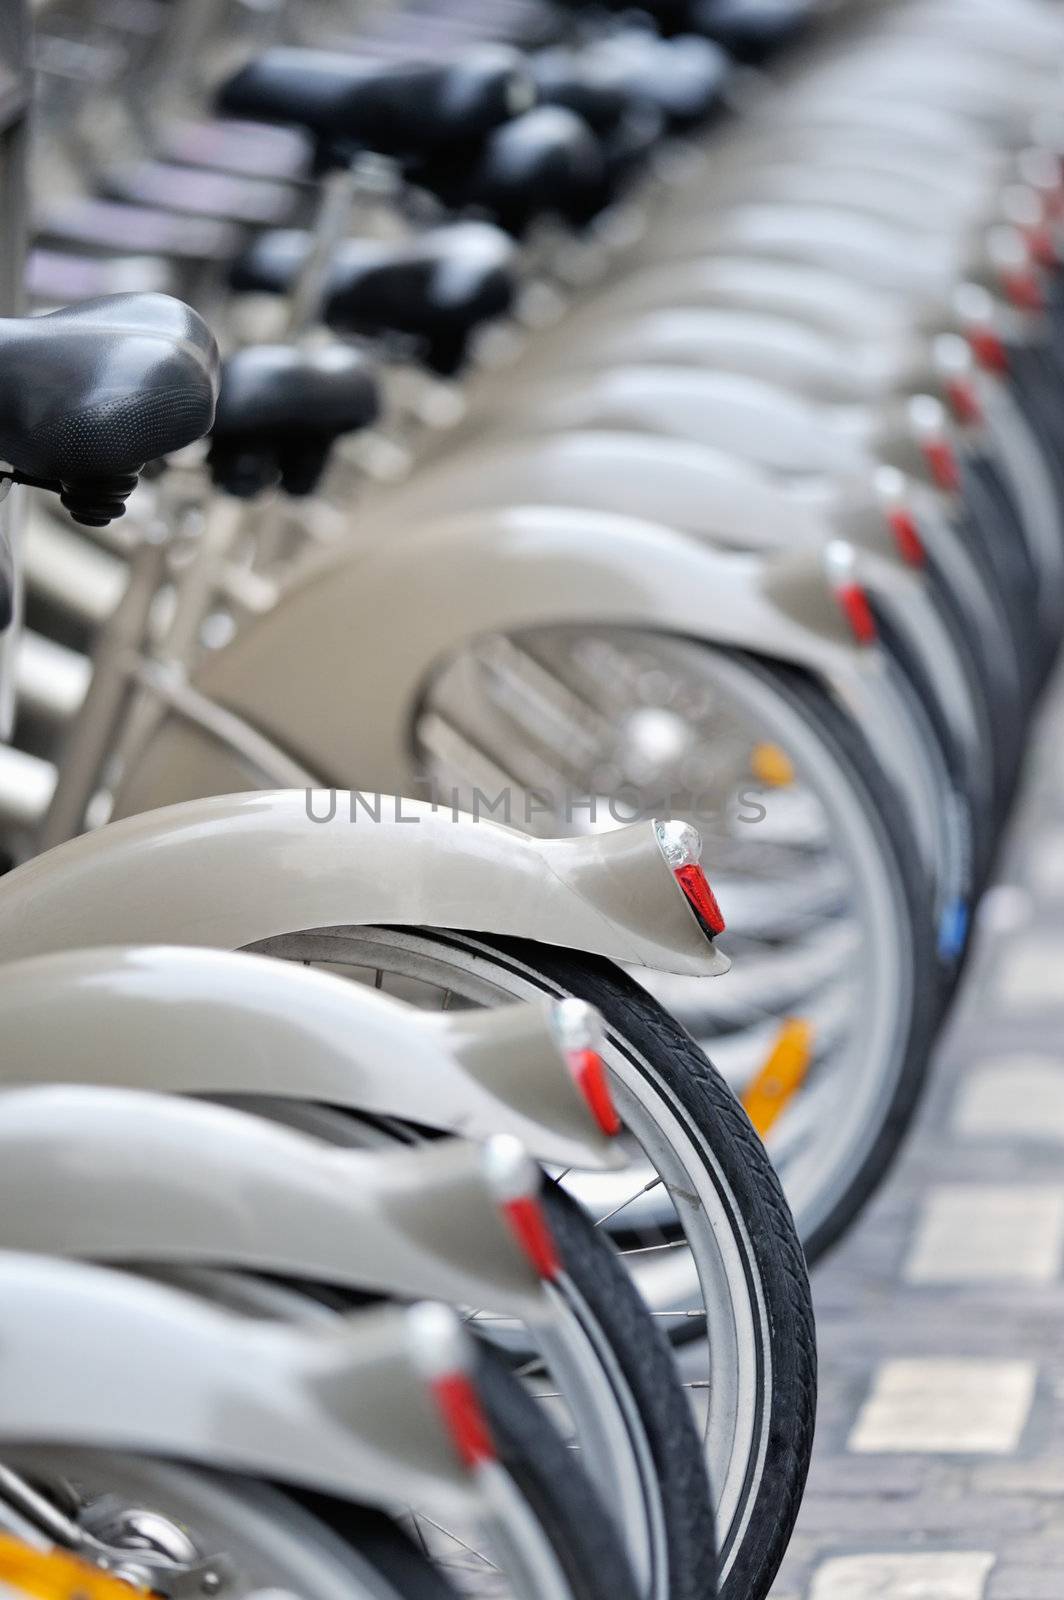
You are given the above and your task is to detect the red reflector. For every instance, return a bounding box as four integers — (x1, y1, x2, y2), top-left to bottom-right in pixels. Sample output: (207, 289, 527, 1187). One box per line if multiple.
(674, 862, 726, 936)
(836, 582, 877, 645)
(431, 1373, 496, 1469)
(944, 377, 982, 427)
(569, 1046, 622, 1137)
(503, 1195, 560, 1280)
(1002, 268, 1044, 313)
(1026, 224, 1057, 268)
(921, 437, 960, 493)
(968, 326, 1010, 375)
(887, 506, 926, 567)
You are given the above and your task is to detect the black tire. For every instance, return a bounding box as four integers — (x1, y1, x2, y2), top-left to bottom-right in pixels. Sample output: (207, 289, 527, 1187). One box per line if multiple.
(248, 918, 811, 1600)
(472, 1341, 642, 1600)
(268, 1493, 465, 1600)
(245, 1107, 717, 1600)
(537, 1181, 718, 1600)
(733, 651, 942, 1253)
(450, 930, 813, 1600)
(137, 1277, 638, 1600)
(250, 1114, 717, 1600)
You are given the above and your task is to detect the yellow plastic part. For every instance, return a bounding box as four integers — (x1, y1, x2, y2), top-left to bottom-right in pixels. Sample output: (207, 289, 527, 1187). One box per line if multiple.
(0, 1537, 138, 1600)
(741, 1018, 813, 1138)
(750, 742, 796, 788)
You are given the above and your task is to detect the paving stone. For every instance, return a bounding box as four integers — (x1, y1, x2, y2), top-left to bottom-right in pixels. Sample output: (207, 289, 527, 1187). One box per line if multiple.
(969, 1460, 1064, 1496)
(994, 935, 1064, 1011)
(1023, 828, 1064, 899)
(848, 1360, 1037, 1454)
(808, 1552, 995, 1599)
(987, 1567, 1064, 1600)
(768, 692, 1064, 1597)
(953, 1060, 1064, 1145)
(904, 1186, 1064, 1284)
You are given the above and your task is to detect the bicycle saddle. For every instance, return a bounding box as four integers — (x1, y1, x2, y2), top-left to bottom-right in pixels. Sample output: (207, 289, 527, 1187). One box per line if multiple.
(233, 223, 516, 374)
(411, 105, 608, 234)
(531, 47, 634, 134)
(216, 47, 533, 168)
(687, 0, 816, 63)
(584, 31, 732, 131)
(0, 294, 218, 526)
(208, 344, 380, 497)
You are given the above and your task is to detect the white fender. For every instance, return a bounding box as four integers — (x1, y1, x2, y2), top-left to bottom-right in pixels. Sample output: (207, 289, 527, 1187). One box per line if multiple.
(117, 504, 939, 865)
(0, 945, 623, 1171)
(360, 432, 987, 783)
(522, 254, 913, 342)
(652, 202, 965, 296)
(0, 790, 727, 977)
(0, 1087, 549, 1318)
(0, 1254, 478, 1515)
(495, 306, 937, 399)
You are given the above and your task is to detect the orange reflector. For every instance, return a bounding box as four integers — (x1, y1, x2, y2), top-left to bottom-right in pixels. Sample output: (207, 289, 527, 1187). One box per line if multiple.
(503, 1194, 561, 1280)
(431, 1373, 497, 1469)
(0, 1539, 136, 1600)
(836, 582, 877, 645)
(886, 505, 926, 567)
(741, 1018, 814, 1139)
(750, 741, 795, 788)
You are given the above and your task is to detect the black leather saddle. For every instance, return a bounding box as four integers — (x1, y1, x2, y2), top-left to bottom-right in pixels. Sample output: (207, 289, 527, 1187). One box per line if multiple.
(410, 105, 607, 234)
(533, 31, 730, 134)
(216, 46, 533, 167)
(0, 500, 12, 633)
(0, 294, 218, 526)
(687, 0, 815, 64)
(208, 344, 380, 497)
(232, 222, 516, 374)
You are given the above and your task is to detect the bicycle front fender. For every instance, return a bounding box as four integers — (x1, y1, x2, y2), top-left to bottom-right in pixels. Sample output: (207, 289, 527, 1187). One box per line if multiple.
(181, 502, 925, 845)
(0, 790, 726, 977)
(0, 946, 623, 1171)
(160, 505, 861, 797)
(0, 1254, 479, 1516)
(0, 1087, 549, 1318)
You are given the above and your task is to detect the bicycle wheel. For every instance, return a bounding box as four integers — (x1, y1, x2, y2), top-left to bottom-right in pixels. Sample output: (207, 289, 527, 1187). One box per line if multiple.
(244, 922, 815, 1600)
(411, 624, 938, 1259)
(124, 1275, 642, 1600)
(224, 1099, 717, 1600)
(0, 1453, 459, 1600)
(295, 1340, 643, 1600)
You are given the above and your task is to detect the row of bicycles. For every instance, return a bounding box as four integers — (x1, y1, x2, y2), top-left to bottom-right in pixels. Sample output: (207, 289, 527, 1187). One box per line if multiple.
(0, 0, 1060, 1594)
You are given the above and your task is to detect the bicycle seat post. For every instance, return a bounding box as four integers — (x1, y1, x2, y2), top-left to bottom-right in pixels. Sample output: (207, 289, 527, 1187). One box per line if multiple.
(284, 159, 379, 338)
(38, 506, 173, 852)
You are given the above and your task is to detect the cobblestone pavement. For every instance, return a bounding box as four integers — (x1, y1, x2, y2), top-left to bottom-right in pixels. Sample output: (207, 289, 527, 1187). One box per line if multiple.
(770, 673, 1064, 1600)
